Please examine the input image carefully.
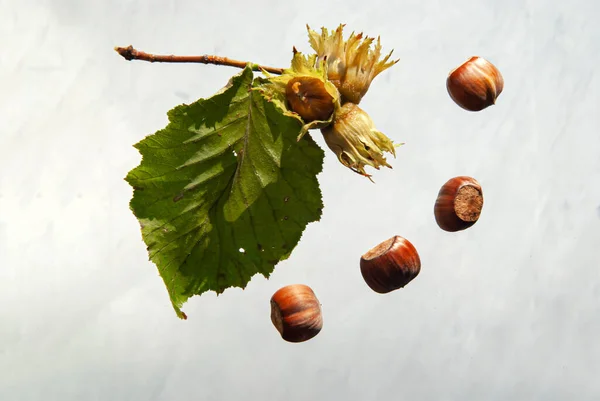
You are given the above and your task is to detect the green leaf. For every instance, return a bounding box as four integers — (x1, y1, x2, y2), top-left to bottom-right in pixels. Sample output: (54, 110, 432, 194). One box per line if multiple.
(125, 66, 325, 319)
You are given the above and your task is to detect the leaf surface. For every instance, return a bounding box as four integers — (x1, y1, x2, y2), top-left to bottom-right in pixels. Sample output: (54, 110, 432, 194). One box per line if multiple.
(126, 66, 324, 319)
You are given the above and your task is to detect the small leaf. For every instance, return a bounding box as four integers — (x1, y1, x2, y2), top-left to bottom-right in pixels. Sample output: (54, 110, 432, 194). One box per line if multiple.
(125, 66, 325, 319)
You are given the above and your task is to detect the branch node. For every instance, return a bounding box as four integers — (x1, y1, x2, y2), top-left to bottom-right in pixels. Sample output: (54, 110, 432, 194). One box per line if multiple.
(115, 45, 135, 61)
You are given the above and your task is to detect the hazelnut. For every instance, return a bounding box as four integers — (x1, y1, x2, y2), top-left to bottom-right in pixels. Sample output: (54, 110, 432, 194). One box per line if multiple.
(446, 56, 504, 111)
(434, 176, 484, 232)
(270, 284, 323, 343)
(360, 236, 421, 294)
(285, 76, 335, 122)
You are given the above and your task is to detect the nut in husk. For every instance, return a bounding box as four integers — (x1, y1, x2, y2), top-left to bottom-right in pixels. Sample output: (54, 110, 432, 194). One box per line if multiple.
(257, 50, 341, 140)
(285, 76, 335, 123)
(320, 102, 399, 180)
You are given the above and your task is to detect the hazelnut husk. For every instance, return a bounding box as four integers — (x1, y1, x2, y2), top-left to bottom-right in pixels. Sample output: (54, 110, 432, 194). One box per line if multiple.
(360, 236, 421, 294)
(270, 284, 323, 343)
(434, 176, 484, 232)
(285, 76, 335, 123)
(446, 56, 504, 112)
(320, 102, 396, 180)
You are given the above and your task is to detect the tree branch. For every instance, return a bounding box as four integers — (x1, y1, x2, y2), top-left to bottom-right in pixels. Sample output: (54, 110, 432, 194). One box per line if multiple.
(114, 45, 284, 75)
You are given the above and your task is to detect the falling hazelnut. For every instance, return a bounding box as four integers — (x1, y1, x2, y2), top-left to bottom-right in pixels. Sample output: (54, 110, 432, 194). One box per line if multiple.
(360, 236, 421, 294)
(285, 76, 335, 122)
(434, 176, 484, 232)
(270, 284, 323, 343)
(446, 56, 504, 112)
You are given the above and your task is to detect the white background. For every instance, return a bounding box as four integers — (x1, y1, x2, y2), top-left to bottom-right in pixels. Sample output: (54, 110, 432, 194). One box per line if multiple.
(1, 0, 599, 399)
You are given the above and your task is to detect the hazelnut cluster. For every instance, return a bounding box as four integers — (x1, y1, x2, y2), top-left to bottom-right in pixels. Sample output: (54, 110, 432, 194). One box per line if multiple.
(259, 24, 401, 181)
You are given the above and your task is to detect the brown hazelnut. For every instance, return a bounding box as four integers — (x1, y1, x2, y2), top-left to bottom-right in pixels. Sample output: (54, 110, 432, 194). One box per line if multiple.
(434, 176, 484, 232)
(270, 284, 323, 343)
(446, 56, 504, 112)
(360, 236, 421, 294)
(285, 76, 335, 122)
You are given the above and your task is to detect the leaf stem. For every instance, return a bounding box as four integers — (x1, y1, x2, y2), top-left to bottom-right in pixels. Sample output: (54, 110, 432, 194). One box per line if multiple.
(114, 45, 284, 75)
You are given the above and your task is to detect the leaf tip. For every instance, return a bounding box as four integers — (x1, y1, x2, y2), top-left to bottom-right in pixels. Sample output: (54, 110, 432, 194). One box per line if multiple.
(173, 303, 188, 320)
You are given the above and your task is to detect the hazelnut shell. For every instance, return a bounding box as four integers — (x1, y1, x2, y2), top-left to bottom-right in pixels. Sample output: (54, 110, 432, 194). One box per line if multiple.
(270, 284, 323, 343)
(360, 236, 421, 294)
(434, 176, 484, 232)
(446, 56, 504, 112)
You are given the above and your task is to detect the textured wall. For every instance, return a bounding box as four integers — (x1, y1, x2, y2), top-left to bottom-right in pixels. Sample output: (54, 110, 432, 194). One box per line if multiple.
(1, 0, 599, 399)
